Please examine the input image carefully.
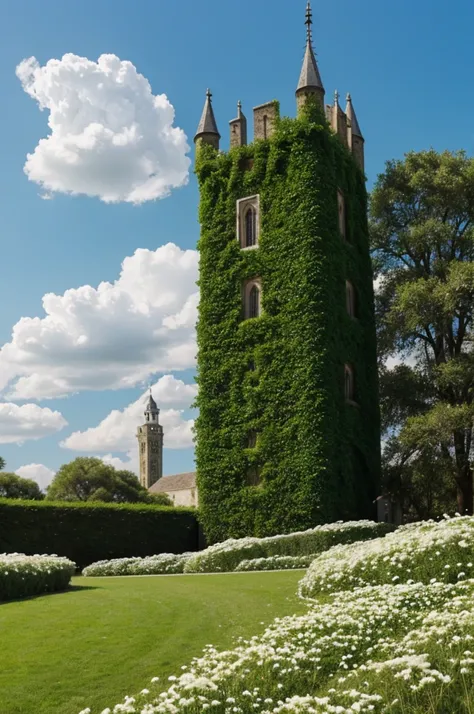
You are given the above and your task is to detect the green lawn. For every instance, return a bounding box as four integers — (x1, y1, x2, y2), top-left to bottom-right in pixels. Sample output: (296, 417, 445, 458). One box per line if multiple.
(0, 571, 306, 714)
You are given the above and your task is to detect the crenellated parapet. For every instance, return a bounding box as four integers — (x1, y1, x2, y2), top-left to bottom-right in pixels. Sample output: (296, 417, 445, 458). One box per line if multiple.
(194, 3, 365, 172)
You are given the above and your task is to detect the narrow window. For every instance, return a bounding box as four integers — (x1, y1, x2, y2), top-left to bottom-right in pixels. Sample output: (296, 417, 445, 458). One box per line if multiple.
(346, 281, 356, 318)
(263, 115, 268, 139)
(245, 206, 256, 247)
(249, 284, 260, 319)
(338, 190, 346, 239)
(247, 431, 257, 449)
(246, 466, 261, 486)
(345, 364, 355, 402)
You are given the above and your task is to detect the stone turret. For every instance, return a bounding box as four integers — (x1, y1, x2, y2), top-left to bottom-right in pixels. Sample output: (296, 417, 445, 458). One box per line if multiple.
(229, 101, 247, 148)
(296, 2, 325, 115)
(345, 93, 365, 171)
(194, 89, 220, 151)
(332, 90, 348, 147)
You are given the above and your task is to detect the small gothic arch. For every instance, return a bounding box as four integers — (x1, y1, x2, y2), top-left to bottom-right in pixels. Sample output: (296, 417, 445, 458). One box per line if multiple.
(237, 195, 260, 249)
(247, 430, 258, 449)
(338, 189, 347, 239)
(243, 279, 262, 320)
(344, 364, 355, 402)
(245, 206, 257, 247)
(346, 280, 356, 318)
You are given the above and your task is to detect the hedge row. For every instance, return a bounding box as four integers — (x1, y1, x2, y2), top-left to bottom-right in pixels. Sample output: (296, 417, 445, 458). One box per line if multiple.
(0, 499, 199, 569)
(0, 553, 76, 601)
(183, 520, 394, 573)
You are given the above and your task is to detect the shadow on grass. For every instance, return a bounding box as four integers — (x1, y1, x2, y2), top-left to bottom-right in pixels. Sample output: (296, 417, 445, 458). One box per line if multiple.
(1, 583, 101, 605)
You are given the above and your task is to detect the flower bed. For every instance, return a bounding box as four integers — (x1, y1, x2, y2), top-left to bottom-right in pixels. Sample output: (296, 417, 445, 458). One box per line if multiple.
(0, 553, 76, 601)
(94, 579, 474, 714)
(183, 521, 394, 574)
(299, 515, 474, 598)
(83, 516, 474, 713)
(235, 554, 316, 572)
(83, 552, 192, 577)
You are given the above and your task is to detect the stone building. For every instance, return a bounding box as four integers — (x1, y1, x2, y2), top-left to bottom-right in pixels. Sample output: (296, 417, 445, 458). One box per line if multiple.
(137, 391, 198, 506)
(193, 2, 381, 540)
(149, 472, 198, 507)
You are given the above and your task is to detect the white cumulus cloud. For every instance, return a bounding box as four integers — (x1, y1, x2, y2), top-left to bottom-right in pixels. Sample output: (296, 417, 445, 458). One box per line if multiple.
(0, 403, 67, 444)
(0, 243, 198, 400)
(16, 53, 190, 203)
(61, 375, 196, 454)
(15, 463, 56, 491)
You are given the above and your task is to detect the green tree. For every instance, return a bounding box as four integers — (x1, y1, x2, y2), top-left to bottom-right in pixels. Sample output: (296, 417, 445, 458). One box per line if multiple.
(0, 473, 44, 500)
(46, 457, 167, 504)
(371, 149, 474, 516)
(0, 456, 5, 471)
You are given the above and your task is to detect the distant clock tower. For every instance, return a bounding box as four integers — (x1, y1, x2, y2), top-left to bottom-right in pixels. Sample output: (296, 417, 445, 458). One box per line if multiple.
(136, 390, 164, 489)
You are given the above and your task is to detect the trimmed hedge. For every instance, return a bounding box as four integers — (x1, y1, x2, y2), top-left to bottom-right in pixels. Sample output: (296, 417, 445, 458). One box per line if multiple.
(0, 553, 75, 601)
(0, 499, 199, 569)
(183, 520, 394, 573)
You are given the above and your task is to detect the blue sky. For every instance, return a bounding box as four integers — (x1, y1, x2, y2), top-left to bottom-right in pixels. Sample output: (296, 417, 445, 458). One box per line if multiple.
(1, 0, 473, 486)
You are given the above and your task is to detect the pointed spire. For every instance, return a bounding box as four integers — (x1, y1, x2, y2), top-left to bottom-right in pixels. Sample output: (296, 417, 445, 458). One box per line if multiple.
(334, 89, 340, 107)
(296, 2, 324, 96)
(194, 89, 220, 147)
(145, 388, 159, 417)
(345, 93, 363, 139)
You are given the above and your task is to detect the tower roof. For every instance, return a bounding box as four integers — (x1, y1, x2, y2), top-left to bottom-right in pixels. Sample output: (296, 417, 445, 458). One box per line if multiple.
(195, 89, 220, 141)
(145, 389, 159, 415)
(345, 93, 363, 139)
(296, 2, 324, 94)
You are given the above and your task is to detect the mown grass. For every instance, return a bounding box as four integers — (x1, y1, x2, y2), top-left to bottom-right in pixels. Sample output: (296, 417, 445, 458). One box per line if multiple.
(0, 571, 306, 714)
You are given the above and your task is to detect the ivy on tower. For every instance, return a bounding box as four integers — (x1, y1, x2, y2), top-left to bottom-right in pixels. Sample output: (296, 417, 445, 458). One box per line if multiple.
(194, 3, 380, 543)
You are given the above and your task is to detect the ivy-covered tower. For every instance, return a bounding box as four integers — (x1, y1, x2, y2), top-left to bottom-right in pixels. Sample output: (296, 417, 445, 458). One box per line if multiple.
(194, 3, 380, 543)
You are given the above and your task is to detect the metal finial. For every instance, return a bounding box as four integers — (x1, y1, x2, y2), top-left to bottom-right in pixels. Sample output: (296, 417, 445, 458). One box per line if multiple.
(206, 88, 212, 101)
(237, 100, 242, 117)
(346, 92, 351, 103)
(334, 89, 339, 105)
(305, 1, 313, 43)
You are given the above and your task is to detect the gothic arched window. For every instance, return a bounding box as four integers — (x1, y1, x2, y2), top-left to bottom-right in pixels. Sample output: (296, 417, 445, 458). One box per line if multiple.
(345, 364, 355, 402)
(346, 281, 356, 318)
(249, 285, 260, 319)
(245, 206, 257, 247)
(247, 431, 257, 449)
(237, 195, 260, 249)
(338, 189, 346, 239)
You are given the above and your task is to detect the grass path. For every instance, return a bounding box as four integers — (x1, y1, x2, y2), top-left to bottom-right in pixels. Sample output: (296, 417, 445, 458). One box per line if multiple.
(0, 571, 306, 714)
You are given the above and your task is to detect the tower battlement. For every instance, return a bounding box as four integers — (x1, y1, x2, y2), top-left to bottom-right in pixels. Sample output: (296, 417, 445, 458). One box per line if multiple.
(194, 2, 365, 171)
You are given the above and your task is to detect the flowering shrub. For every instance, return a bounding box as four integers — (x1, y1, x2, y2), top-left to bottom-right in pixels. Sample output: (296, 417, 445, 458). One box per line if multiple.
(299, 515, 474, 597)
(92, 579, 474, 713)
(235, 555, 316, 572)
(83, 553, 192, 577)
(0, 553, 75, 601)
(183, 521, 394, 574)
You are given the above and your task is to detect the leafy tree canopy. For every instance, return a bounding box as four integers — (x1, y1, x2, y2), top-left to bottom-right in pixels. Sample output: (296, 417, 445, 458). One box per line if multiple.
(0, 472, 44, 501)
(46, 457, 171, 505)
(0, 456, 5, 471)
(371, 149, 474, 517)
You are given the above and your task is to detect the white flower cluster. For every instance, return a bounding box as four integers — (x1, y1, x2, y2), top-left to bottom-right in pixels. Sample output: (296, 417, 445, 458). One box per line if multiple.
(235, 555, 316, 572)
(83, 553, 193, 577)
(183, 521, 393, 574)
(0, 552, 76, 601)
(95, 576, 474, 713)
(299, 514, 474, 597)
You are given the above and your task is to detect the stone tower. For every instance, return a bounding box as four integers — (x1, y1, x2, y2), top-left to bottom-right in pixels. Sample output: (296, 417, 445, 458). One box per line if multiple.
(194, 3, 380, 542)
(136, 390, 164, 489)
